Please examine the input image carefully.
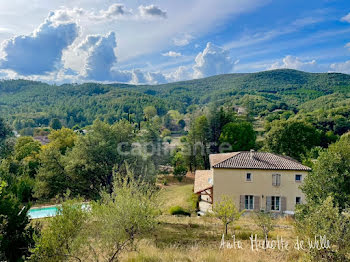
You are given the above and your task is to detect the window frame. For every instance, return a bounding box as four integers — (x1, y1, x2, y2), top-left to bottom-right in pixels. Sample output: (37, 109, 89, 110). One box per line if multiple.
(295, 174, 302, 182)
(245, 195, 254, 210)
(246, 173, 252, 182)
(272, 174, 281, 186)
(296, 197, 301, 205)
(271, 196, 280, 211)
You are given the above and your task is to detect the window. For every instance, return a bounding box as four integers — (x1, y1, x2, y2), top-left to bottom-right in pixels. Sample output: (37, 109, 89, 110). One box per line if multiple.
(246, 173, 252, 181)
(296, 197, 301, 205)
(272, 174, 281, 186)
(295, 174, 302, 182)
(245, 195, 254, 210)
(271, 196, 280, 211)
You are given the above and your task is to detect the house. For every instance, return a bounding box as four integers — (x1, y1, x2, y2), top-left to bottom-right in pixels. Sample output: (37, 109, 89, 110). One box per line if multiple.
(194, 150, 311, 215)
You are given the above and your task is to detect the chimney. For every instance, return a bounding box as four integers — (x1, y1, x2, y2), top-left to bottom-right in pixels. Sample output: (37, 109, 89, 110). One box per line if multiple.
(250, 149, 255, 159)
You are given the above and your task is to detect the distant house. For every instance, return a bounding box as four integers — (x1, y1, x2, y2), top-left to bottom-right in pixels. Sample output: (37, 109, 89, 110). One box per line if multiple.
(194, 150, 311, 215)
(33, 136, 50, 145)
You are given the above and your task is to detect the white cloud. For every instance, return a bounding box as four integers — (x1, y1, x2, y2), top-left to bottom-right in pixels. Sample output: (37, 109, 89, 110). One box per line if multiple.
(138, 5, 167, 19)
(268, 55, 318, 72)
(330, 61, 350, 74)
(91, 4, 132, 21)
(341, 13, 350, 23)
(173, 34, 193, 46)
(162, 51, 182, 57)
(78, 32, 168, 84)
(193, 42, 234, 78)
(166, 66, 192, 82)
(0, 11, 79, 75)
(345, 42, 350, 50)
(48, 8, 84, 25)
(101, 4, 131, 18)
(83, 32, 117, 80)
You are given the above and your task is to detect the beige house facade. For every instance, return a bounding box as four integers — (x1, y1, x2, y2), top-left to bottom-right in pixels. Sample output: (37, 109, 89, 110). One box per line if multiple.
(194, 151, 311, 215)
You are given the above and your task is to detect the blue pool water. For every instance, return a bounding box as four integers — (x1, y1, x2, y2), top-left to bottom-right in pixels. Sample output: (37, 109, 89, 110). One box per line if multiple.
(28, 204, 89, 219)
(28, 206, 58, 219)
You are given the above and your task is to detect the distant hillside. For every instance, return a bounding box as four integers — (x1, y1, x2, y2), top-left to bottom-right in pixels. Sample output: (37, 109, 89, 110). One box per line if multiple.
(1, 69, 350, 131)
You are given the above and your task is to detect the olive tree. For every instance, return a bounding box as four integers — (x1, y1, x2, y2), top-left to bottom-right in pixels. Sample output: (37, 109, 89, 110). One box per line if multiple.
(212, 195, 244, 236)
(88, 171, 159, 261)
(253, 211, 274, 249)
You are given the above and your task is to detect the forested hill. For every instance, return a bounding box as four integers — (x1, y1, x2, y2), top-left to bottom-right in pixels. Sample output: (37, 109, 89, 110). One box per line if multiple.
(1, 69, 350, 132)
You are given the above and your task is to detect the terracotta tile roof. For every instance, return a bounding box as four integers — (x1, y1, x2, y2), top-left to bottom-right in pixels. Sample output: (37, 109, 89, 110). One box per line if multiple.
(209, 152, 240, 167)
(212, 151, 311, 171)
(194, 170, 213, 193)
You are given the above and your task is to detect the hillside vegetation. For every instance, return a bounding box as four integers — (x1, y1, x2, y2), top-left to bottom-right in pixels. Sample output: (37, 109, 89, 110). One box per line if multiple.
(1, 69, 350, 133)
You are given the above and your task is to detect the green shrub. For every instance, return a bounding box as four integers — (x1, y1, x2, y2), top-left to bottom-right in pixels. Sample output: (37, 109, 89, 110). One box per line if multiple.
(189, 193, 199, 212)
(169, 206, 191, 216)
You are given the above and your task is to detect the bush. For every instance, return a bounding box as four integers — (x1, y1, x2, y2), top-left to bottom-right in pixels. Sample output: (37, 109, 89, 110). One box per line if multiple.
(173, 166, 187, 182)
(189, 193, 199, 212)
(169, 206, 191, 216)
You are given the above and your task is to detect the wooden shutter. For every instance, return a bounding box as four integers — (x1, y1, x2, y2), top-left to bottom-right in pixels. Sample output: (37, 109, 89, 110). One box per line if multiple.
(254, 196, 260, 211)
(240, 195, 245, 211)
(277, 174, 281, 186)
(281, 197, 287, 212)
(266, 196, 271, 211)
(272, 174, 276, 186)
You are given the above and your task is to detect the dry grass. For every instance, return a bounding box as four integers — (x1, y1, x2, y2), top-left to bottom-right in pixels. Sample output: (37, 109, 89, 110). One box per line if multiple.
(125, 182, 308, 262)
(32, 180, 310, 261)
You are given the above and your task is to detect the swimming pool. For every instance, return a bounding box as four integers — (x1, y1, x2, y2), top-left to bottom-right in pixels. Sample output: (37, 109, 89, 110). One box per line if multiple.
(28, 203, 89, 219)
(28, 206, 58, 219)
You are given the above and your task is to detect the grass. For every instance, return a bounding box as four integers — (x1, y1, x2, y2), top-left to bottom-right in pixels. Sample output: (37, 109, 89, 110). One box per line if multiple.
(157, 176, 194, 213)
(132, 180, 306, 261)
(32, 178, 308, 261)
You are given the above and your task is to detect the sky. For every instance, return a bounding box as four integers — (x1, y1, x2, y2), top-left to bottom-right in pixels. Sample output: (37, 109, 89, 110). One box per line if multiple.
(0, 0, 350, 84)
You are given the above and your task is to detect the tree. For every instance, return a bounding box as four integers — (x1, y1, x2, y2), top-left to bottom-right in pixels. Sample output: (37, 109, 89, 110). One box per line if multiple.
(264, 120, 320, 160)
(0, 180, 36, 261)
(219, 121, 256, 152)
(295, 197, 350, 261)
(64, 120, 136, 198)
(34, 146, 68, 199)
(48, 127, 77, 154)
(89, 171, 158, 261)
(50, 118, 62, 130)
(302, 133, 350, 211)
(30, 198, 88, 262)
(207, 106, 236, 153)
(143, 106, 157, 121)
(212, 195, 244, 236)
(171, 151, 187, 182)
(14, 136, 41, 177)
(193, 115, 211, 169)
(253, 211, 274, 249)
(0, 118, 13, 158)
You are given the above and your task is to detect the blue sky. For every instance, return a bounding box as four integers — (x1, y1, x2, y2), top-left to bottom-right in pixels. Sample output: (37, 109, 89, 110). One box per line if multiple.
(0, 0, 350, 84)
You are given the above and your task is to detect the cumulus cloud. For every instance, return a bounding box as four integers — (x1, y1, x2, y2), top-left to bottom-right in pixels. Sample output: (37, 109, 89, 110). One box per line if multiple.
(166, 66, 192, 82)
(138, 5, 167, 18)
(80, 32, 168, 84)
(0, 11, 79, 75)
(193, 42, 234, 78)
(48, 8, 84, 25)
(330, 61, 350, 74)
(268, 55, 318, 71)
(83, 32, 117, 81)
(91, 4, 132, 20)
(173, 34, 193, 46)
(341, 13, 350, 23)
(162, 51, 182, 57)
